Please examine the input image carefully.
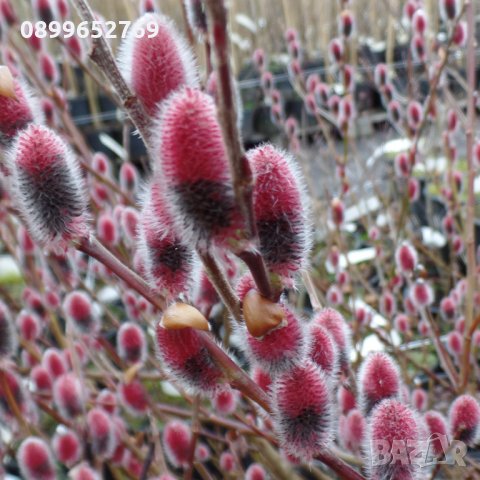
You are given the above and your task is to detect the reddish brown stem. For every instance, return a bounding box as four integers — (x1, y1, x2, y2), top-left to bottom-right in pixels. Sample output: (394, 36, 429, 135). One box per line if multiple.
(421, 308, 459, 388)
(198, 250, 242, 322)
(194, 462, 214, 480)
(185, 395, 201, 480)
(71, 0, 151, 146)
(237, 249, 276, 301)
(204, 0, 275, 302)
(198, 329, 271, 413)
(204, 0, 255, 235)
(460, 0, 477, 393)
(76, 235, 167, 312)
(316, 451, 365, 480)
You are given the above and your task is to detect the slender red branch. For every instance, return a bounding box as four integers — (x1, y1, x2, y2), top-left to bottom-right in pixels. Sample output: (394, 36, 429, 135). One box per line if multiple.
(460, 0, 477, 393)
(204, 0, 255, 236)
(76, 235, 167, 311)
(316, 451, 365, 480)
(421, 308, 459, 388)
(185, 395, 201, 480)
(198, 249, 243, 322)
(70, 0, 151, 146)
(198, 330, 271, 413)
(204, 0, 276, 301)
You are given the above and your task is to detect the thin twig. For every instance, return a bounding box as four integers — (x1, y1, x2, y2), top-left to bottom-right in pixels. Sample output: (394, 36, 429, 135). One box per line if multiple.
(204, 0, 255, 236)
(198, 250, 242, 322)
(185, 395, 201, 480)
(139, 442, 156, 480)
(459, 0, 477, 393)
(421, 307, 459, 388)
(204, 0, 276, 301)
(70, 0, 151, 146)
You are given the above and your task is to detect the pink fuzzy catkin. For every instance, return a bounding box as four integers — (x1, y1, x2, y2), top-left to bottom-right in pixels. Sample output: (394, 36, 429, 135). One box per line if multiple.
(86, 407, 117, 458)
(69, 463, 101, 480)
(440, 0, 459, 22)
(16, 310, 42, 341)
(440, 296, 456, 320)
(448, 395, 480, 445)
(308, 323, 339, 377)
(140, 0, 157, 14)
(374, 63, 388, 88)
(91, 152, 111, 177)
(244, 304, 306, 375)
(248, 144, 311, 280)
(17, 437, 56, 480)
(412, 9, 427, 35)
(162, 420, 192, 469)
(394, 313, 410, 335)
(424, 410, 448, 455)
(42, 348, 68, 379)
(358, 352, 401, 416)
(97, 212, 119, 247)
(56, 0, 69, 20)
(155, 87, 246, 250)
(31, 365, 53, 393)
(118, 380, 150, 415)
(52, 427, 82, 466)
(39, 52, 59, 85)
(330, 197, 345, 226)
(32, 0, 55, 24)
(251, 364, 272, 392)
(272, 361, 332, 461)
(339, 409, 365, 454)
(326, 285, 343, 306)
(212, 387, 238, 415)
(395, 242, 418, 274)
(117, 322, 147, 365)
(311, 308, 351, 370)
(245, 464, 267, 480)
(184, 0, 208, 38)
(379, 289, 396, 318)
(366, 399, 421, 480)
(53, 373, 85, 419)
(220, 451, 235, 472)
(328, 38, 344, 64)
(137, 181, 194, 299)
(410, 279, 434, 309)
(0, 79, 42, 148)
(0, 0, 17, 26)
(394, 153, 410, 177)
(120, 206, 139, 244)
(408, 177, 420, 202)
(119, 162, 139, 194)
(63, 290, 98, 333)
(8, 125, 88, 250)
(338, 385, 356, 414)
(338, 10, 355, 38)
(155, 324, 225, 394)
(411, 388, 428, 411)
(118, 13, 198, 116)
(96, 389, 118, 415)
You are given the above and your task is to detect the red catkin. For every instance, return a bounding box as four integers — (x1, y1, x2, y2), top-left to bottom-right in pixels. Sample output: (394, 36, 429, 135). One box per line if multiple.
(118, 13, 198, 116)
